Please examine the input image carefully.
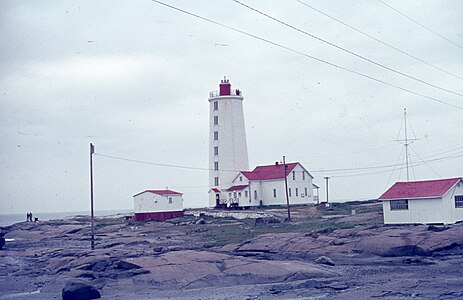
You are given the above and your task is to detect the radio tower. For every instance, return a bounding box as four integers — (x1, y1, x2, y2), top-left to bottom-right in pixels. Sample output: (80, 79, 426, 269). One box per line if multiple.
(396, 108, 418, 181)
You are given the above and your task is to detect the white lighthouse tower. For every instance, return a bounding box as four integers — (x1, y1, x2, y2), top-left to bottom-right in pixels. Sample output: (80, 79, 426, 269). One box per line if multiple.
(208, 77, 249, 208)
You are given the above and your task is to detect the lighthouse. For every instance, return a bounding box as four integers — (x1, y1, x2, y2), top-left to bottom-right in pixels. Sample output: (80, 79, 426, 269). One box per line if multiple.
(208, 77, 249, 207)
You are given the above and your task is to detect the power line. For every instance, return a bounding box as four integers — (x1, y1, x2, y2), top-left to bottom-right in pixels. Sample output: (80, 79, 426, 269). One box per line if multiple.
(332, 153, 463, 178)
(96, 151, 462, 176)
(410, 146, 441, 178)
(296, 0, 463, 81)
(150, 0, 463, 110)
(231, 0, 463, 97)
(378, 0, 463, 51)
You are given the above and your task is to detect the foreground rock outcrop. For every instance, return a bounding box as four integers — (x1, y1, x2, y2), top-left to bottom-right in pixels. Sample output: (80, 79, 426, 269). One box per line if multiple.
(1, 204, 463, 299)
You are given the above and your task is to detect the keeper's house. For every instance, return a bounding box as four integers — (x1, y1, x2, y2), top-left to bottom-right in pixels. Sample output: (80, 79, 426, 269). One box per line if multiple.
(379, 177, 463, 225)
(133, 189, 184, 221)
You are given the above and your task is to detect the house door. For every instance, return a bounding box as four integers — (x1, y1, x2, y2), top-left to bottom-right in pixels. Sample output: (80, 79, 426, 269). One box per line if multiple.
(215, 194, 220, 207)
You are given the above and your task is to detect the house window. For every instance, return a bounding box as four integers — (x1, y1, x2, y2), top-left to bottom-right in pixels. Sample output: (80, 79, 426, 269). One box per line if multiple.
(455, 196, 463, 208)
(292, 171, 296, 180)
(238, 192, 241, 197)
(288, 188, 292, 197)
(254, 190, 258, 200)
(168, 197, 172, 204)
(273, 189, 277, 198)
(214, 101, 218, 110)
(214, 162, 219, 171)
(245, 190, 248, 197)
(305, 187, 308, 196)
(214, 146, 219, 156)
(302, 172, 305, 180)
(239, 176, 242, 182)
(214, 131, 218, 140)
(229, 193, 232, 197)
(390, 199, 409, 211)
(214, 116, 218, 125)
(214, 177, 219, 186)
(295, 188, 299, 196)
(233, 192, 237, 198)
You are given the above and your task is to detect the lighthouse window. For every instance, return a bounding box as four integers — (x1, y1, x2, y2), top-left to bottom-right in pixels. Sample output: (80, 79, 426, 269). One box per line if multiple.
(214, 177, 219, 186)
(214, 162, 219, 171)
(213, 101, 218, 110)
(214, 146, 219, 155)
(214, 131, 218, 140)
(214, 116, 218, 125)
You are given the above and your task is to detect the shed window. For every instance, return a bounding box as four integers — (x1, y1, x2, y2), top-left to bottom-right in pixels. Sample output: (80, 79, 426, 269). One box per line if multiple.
(455, 196, 463, 208)
(390, 199, 409, 211)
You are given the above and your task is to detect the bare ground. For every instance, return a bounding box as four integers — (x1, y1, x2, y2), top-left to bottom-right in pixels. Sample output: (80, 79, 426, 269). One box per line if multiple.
(1, 202, 463, 299)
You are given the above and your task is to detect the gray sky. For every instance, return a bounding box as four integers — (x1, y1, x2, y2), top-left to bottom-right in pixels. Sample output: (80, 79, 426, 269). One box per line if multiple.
(1, 0, 462, 214)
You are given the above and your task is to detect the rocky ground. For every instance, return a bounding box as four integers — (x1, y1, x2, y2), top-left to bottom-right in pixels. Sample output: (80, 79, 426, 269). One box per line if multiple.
(1, 201, 463, 299)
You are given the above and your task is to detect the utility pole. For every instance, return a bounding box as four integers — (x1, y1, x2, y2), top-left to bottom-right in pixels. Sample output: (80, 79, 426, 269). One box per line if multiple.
(90, 143, 95, 250)
(324, 176, 330, 206)
(283, 156, 291, 220)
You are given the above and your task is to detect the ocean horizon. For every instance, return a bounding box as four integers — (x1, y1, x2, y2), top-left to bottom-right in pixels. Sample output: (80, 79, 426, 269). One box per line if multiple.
(0, 209, 134, 227)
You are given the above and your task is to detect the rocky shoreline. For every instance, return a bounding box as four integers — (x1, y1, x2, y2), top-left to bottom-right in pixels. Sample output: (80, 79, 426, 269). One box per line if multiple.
(1, 202, 462, 299)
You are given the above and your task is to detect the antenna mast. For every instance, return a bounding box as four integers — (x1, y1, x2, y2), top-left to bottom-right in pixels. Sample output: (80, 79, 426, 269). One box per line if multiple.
(396, 108, 417, 181)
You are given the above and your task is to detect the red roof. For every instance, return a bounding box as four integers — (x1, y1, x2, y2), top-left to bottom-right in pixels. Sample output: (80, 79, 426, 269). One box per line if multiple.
(226, 185, 249, 191)
(210, 188, 221, 193)
(241, 162, 299, 181)
(134, 189, 182, 197)
(379, 178, 461, 200)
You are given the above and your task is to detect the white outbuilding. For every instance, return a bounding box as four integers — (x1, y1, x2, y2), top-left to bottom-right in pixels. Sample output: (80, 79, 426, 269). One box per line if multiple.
(379, 177, 463, 225)
(133, 189, 184, 221)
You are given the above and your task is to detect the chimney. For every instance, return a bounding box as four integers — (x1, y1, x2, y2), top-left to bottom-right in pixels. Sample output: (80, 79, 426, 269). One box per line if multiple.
(275, 161, 279, 166)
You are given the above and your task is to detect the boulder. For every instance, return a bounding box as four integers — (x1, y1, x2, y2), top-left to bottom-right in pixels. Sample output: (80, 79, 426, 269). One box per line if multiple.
(315, 256, 335, 266)
(62, 280, 101, 300)
(153, 246, 163, 253)
(196, 219, 206, 225)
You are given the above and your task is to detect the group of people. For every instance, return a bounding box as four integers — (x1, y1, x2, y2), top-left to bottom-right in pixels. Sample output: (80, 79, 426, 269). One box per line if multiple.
(26, 212, 34, 222)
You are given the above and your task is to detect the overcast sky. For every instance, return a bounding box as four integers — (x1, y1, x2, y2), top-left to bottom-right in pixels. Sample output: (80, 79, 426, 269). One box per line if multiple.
(1, 0, 462, 214)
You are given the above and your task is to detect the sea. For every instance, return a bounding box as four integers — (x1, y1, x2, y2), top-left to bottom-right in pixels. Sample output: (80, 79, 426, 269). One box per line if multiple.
(0, 209, 134, 227)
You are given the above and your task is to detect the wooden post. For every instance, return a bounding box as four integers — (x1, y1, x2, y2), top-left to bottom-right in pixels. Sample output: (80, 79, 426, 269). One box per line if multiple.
(90, 143, 95, 250)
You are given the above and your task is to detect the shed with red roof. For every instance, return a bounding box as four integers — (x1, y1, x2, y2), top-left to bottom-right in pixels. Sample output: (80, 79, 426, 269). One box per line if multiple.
(133, 189, 184, 221)
(379, 177, 463, 224)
